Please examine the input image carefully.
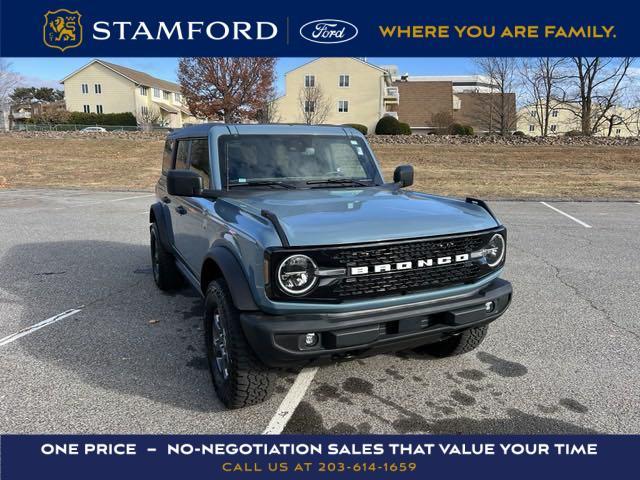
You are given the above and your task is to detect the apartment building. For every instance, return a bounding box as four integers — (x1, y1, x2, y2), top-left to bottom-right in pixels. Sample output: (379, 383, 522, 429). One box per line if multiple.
(392, 75, 517, 133)
(61, 59, 201, 128)
(273, 58, 399, 133)
(518, 103, 640, 137)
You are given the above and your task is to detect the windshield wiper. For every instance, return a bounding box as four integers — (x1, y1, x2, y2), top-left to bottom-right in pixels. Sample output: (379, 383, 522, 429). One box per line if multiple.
(306, 178, 370, 187)
(228, 180, 296, 189)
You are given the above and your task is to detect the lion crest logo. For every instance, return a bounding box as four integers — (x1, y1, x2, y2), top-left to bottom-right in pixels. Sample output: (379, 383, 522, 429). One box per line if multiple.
(43, 9, 82, 52)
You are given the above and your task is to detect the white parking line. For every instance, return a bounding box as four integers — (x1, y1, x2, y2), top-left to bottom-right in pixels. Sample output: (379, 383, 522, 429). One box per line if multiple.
(54, 194, 153, 210)
(540, 202, 592, 228)
(0, 308, 83, 347)
(263, 367, 319, 434)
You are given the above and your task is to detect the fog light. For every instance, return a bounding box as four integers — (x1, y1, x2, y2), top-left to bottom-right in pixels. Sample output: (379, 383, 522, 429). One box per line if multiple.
(485, 301, 495, 313)
(304, 333, 318, 347)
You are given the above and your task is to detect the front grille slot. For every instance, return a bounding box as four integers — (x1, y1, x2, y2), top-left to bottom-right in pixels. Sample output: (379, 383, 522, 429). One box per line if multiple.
(268, 228, 504, 302)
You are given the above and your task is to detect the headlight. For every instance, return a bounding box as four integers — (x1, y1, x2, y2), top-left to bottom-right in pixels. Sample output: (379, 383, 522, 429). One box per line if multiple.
(484, 233, 505, 267)
(277, 254, 317, 295)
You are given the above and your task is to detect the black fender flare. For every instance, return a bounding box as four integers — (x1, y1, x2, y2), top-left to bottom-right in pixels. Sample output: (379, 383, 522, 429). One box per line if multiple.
(201, 246, 259, 311)
(149, 202, 174, 250)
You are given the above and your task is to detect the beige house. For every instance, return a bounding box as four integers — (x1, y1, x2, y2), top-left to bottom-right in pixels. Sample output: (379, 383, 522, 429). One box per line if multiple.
(518, 102, 640, 137)
(273, 58, 399, 133)
(61, 59, 201, 128)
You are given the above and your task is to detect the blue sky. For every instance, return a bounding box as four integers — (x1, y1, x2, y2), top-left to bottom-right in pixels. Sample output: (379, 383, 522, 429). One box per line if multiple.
(5, 57, 478, 93)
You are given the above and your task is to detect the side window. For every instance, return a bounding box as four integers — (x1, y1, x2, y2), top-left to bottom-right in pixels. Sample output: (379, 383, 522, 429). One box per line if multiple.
(175, 140, 189, 170)
(162, 140, 173, 174)
(189, 138, 210, 189)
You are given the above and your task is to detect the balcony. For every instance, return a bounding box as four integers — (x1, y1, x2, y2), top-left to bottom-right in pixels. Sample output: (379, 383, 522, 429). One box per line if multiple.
(384, 86, 399, 103)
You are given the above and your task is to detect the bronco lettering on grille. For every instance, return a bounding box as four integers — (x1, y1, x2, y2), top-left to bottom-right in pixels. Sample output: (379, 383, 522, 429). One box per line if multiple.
(350, 253, 471, 276)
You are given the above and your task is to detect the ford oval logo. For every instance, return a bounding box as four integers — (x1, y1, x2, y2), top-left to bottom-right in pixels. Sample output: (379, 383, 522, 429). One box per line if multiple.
(299, 19, 358, 44)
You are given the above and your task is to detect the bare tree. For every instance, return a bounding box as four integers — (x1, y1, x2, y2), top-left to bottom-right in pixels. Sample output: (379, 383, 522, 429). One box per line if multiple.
(255, 91, 280, 124)
(178, 57, 277, 123)
(136, 106, 165, 129)
(474, 58, 518, 135)
(298, 84, 331, 125)
(0, 60, 21, 106)
(431, 111, 454, 134)
(519, 58, 570, 136)
(563, 57, 634, 135)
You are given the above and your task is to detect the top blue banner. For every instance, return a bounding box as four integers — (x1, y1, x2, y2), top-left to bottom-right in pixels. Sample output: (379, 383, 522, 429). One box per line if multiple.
(0, 0, 637, 57)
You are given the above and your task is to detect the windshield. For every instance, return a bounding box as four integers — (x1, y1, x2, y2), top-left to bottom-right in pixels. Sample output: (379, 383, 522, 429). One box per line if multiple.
(218, 134, 382, 188)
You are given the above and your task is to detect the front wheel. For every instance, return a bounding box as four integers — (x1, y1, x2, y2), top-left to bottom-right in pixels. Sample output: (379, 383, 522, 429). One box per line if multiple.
(150, 223, 182, 291)
(204, 279, 274, 408)
(414, 325, 489, 357)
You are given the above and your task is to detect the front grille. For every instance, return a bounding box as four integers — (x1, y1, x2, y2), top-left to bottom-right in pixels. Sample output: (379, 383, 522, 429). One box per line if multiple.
(267, 228, 505, 302)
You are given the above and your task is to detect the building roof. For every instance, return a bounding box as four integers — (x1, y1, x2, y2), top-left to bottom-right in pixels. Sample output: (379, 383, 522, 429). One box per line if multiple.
(61, 59, 182, 93)
(284, 57, 392, 76)
(392, 74, 497, 89)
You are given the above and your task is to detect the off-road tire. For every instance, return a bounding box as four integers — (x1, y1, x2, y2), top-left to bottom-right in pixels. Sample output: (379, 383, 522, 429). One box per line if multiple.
(204, 279, 274, 408)
(150, 222, 182, 291)
(415, 325, 489, 358)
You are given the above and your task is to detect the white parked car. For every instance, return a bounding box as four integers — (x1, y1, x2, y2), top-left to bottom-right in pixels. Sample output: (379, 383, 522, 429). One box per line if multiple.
(80, 126, 107, 133)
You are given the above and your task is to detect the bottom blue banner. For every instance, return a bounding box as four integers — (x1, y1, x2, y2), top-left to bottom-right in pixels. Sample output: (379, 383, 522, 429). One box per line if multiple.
(1, 435, 634, 479)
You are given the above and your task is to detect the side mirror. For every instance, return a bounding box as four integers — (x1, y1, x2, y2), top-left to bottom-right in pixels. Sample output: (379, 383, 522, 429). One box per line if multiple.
(393, 165, 414, 188)
(167, 169, 202, 197)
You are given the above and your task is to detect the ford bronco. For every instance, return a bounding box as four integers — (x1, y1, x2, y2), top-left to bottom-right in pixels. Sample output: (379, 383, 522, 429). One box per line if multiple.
(149, 124, 512, 408)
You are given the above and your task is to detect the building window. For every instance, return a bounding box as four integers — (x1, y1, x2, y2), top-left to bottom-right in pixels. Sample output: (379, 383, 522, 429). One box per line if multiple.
(550, 124, 557, 132)
(141, 106, 149, 116)
(338, 100, 349, 113)
(616, 128, 621, 136)
(174, 93, 181, 102)
(140, 86, 148, 96)
(304, 100, 315, 113)
(94, 84, 102, 94)
(83, 105, 90, 113)
(304, 75, 315, 88)
(529, 110, 536, 117)
(81, 84, 88, 94)
(551, 110, 558, 118)
(153, 88, 161, 98)
(339, 74, 350, 87)
(529, 125, 535, 132)
(96, 105, 103, 114)
(163, 91, 170, 100)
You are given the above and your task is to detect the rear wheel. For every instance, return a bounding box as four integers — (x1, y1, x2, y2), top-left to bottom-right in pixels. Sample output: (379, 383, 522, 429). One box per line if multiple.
(150, 223, 181, 291)
(415, 325, 489, 357)
(204, 279, 274, 408)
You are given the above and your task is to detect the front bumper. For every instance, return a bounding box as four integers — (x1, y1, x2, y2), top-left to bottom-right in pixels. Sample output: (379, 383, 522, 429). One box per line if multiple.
(240, 278, 512, 367)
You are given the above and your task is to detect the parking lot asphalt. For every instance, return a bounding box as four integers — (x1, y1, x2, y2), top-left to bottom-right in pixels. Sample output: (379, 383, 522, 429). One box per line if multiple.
(0, 189, 638, 434)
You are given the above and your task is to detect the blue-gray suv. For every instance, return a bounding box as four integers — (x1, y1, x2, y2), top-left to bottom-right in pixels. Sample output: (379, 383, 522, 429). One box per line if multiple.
(149, 124, 512, 408)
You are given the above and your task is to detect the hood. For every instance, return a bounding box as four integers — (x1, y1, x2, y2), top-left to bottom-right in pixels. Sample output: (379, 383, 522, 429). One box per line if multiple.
(223, 187, 500, 246)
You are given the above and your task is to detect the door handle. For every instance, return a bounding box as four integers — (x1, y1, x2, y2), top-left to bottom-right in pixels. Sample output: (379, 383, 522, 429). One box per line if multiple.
(175, 205, 187, 215)
(162, 196, 171, 204)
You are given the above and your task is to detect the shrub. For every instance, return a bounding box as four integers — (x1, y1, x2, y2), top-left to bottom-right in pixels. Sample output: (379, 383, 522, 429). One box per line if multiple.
(343, 123, 368, 135)
(399, 122, 412, 135)
(564, 130, 584, 137)
(67, 112, 138, 126)
(375, 115, 402, 135)
(448, 123, 474, 136)
(513, 130, 526, 136)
